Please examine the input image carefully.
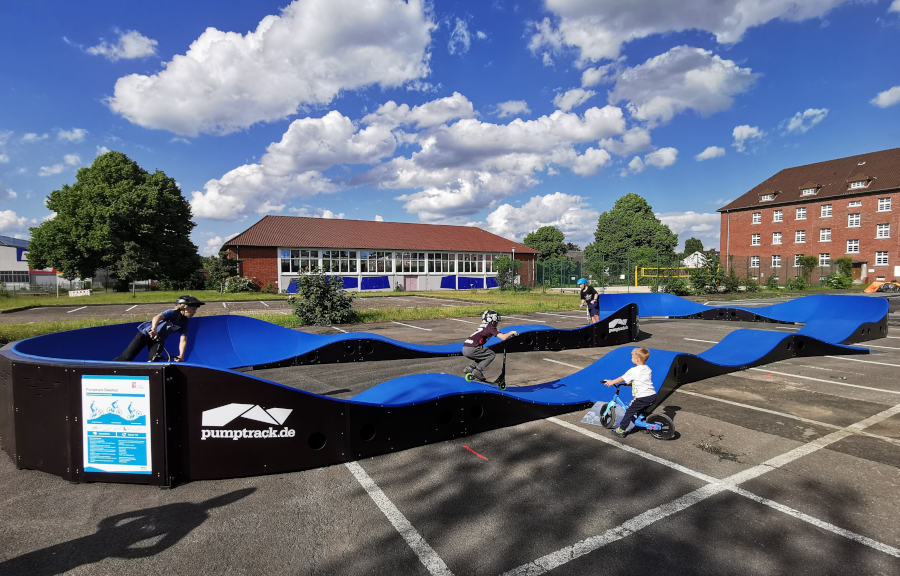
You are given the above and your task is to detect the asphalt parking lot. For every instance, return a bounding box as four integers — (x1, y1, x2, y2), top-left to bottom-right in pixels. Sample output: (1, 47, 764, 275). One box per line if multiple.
(1, 297, 899, 575)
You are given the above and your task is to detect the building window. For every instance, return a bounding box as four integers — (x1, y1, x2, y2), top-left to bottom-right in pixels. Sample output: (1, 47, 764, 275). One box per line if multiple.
(848, 180, 867, 190)
(876, 224, 890, 239)
(773, 209, 783, 223)
(760, 193, 775, 201)
(794, 230, 806, 243)
(772, 232, 782, 245)
(820, 204, 832, 218)
(751, 233, 760, 246)
(846, 239, 859, 254)
(427, 252, 455, 273)
(875, 251, 889, 266)
(848, 213, 861, 227)
(771, 255, 782, 268)
(878, 197, 892, 212)
(819, 253, 830, 267)
(361, 251, 392, 273)
(322, 250, 358, 273)
(848, 200, 862, 207)
(459, 253, 483, 273)
(750, 256, 760, 268)
(795, 207, 806, 220)
(801, 187, 817, 196)
(280, 249, 319, 273)
(819, 228, 831, 242)
(751, 212, 761, 224)
(793, 254, 803, 268)
(0, 271, 30, 284)
(399, 251, 425, 273)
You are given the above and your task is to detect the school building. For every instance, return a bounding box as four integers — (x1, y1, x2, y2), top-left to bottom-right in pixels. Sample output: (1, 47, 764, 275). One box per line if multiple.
(222, 215, 539, 292)
(718, 147, 900, 283)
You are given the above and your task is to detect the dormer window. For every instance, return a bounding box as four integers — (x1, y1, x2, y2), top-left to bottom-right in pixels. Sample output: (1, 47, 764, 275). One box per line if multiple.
(760, 193, 775, 201)
(801, 187, 817, 196)
(849, 179, 868, 190)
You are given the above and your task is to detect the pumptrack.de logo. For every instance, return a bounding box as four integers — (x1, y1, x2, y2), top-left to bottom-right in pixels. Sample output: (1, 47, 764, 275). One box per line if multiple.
(200, 403, 296, 441)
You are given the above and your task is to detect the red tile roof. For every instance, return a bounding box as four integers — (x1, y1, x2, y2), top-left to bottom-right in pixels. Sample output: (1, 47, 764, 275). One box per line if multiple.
(719, 147, 900, 212)
(223, 215, 539, 254)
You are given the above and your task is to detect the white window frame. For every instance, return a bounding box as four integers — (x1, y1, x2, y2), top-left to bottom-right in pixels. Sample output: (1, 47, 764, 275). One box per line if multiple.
(773, 209, 783, 223)
(818, 253, 830, 267)
(876, 224, 890, 239)
(848, 213, 861, 228)
(280, 248, 320, 274)
(878, 197, 892, 212)
(819, 228, 831, 242)
(360, 250, 393, 273)
(772, 232, 782, 245)
(322, 249, 358, 273)
(795, 207, 807, 220)
(846, 239, 859, 254)
(848, 200, 862, 207)
(801, 188, 817, 196)
(750, 256, 760, 268)
(751, 233, 760, 246)
(793, 254, 803, 268)
(751, 212, 761, 224)
(771, 255, 782, 268)
(848, 180, 867, 190)
(760, 193, 775, 201)
(794, 230, 806, 244)
(875, 251, 888, 266)
(399, 251, 426, 273)
(820, 204, 832, 218)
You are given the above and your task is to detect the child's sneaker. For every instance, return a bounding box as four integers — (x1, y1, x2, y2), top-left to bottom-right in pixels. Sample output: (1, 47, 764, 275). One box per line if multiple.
(612, 427, 627, 438)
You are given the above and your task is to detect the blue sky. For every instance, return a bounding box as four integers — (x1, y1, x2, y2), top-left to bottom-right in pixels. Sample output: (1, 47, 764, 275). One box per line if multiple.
(1, 0, 899, 255)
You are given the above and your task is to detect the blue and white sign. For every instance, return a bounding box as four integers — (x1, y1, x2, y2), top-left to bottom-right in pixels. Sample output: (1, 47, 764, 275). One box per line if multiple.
(81, 375, 152, 475)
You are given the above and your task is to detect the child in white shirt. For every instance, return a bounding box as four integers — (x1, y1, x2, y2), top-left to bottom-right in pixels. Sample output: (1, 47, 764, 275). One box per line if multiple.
(603, 347, 657, 438)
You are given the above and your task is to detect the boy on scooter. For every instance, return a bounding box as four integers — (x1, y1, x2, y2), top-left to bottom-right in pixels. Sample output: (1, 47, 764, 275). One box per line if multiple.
(603, 347, 656, 438)
(462, 310, 518, 381)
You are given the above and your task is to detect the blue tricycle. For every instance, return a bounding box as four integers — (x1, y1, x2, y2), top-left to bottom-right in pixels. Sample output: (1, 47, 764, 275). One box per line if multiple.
(596, 382, 676, 440)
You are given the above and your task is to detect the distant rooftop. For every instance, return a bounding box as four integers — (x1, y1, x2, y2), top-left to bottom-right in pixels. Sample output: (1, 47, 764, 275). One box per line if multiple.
(0, 234, 29, 249)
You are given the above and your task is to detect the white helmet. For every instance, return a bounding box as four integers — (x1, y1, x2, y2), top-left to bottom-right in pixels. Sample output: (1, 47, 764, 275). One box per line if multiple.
(482, 309, 500, 324)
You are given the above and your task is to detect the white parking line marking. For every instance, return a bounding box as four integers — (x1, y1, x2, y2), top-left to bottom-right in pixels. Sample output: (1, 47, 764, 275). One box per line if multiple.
(66, 306, 86, 314)
(513, 403, 900, 574)
(825, 355, 900, 368)
(391, 321, 432, 331)
(330, 326, 347, 333)
(543, 358, 583, 369)
(684, 337, 718, 344)
(535, 312, 585, 319)
(125, 305, 138, 312)
(503, 315, 547, 323)
(346, 462, 453, 576)
(222, 302, 227, 308)
(856, 343, 900, 350)
(446, 318, 479, 325)
(260, 301, 270, 307)
(748, 368, 900, 395)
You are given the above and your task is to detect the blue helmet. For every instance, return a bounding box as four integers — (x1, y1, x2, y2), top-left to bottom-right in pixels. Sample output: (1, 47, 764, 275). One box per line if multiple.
(577, 278, 587, 285)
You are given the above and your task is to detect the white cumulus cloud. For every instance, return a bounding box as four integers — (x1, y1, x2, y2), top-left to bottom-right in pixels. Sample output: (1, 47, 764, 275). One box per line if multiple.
(657, 210, 721, 253)
(786, 108, 828, 133)
(871, 86, 900, 108)
(485, 192, 600, 247)
(58, 128, 87, 142)
(38, 164, 65, 177)
(553, 88, 595, 112)
(87, 29, 158, 61)
(696, 146, 725, 161)
(496, 100, 531, 118)
(732, 124, 764, 152)
(448, 18, 471, 55)
(0, 209, 28, 234)
(108, 0, 434, 136)
(609, 46, 757, 126)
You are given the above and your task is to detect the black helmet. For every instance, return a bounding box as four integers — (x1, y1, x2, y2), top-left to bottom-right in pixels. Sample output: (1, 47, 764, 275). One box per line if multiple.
(482, 309, 500, 324)
(176, 295, 205, 307)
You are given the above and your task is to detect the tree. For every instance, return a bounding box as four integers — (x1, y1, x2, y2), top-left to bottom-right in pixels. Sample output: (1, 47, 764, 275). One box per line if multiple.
(523, 226, 568, 260)
(584, 193, 678, 279)
(289, 268, 356, 325)
(203, 250, 238, 293)
(493, 255, 519, 290)
(28, 151, 200, 286)
(683, 237, 703, 255)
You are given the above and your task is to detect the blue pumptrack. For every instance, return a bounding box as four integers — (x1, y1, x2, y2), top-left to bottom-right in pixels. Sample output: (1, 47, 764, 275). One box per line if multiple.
(0, 293, 890, 483)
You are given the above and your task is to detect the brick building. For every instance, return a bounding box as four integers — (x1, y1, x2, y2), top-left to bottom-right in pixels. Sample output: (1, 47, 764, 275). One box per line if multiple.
(223, 215, 539, 292)
(719, 148, 899, 284)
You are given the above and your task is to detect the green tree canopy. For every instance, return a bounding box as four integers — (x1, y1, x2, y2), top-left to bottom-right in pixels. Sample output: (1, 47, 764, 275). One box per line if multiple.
(683, 237, 703, 255)
(28, 151, 200, 283)
(523, 225, 568, 260)
(584, 193, 678, 275)
(203, 250, 239, 293)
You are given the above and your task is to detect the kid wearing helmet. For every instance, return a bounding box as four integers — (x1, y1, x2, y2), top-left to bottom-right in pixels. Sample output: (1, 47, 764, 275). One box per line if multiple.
(578, 278, 600, 323)
(462, 309, 518, 381)
(115, 295, 205, 362)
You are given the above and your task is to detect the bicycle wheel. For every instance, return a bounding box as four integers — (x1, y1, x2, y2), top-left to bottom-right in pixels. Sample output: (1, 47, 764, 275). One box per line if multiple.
(599, 403, 616, 429)
(646, 414, 675, 440)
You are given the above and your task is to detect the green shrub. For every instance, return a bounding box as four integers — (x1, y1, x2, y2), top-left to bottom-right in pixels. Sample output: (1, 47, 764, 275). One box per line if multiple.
(289, 270, 356, 325)
(786, 276, 807, 290)
(664, 276, 692, 296)
(765, 275, 780, 290)
(743, 278, 760, 292)
(224, 276, 259, 293)
(825, 273, 852, 289)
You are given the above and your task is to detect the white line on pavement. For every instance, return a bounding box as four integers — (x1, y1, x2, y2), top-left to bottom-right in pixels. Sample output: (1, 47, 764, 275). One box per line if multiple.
(391, 321, 432, 331)
(503, 315, 547, 323)
(346, 462, 454, 576)
(222, 302, 227, 308)
(543, 358, 583, 369)
(748, 368, 900, 396)
(684, 337, 718, 344)
(446, 318, 479, 325)
(330, 325, 347, 333)
(825, 355, 900, 368)
(507, 403, 900, 574)
(259, 300, 270, 307)
(857, 343, 900, 350)
(125, 305, 138, 312)
(66, 306, 86, 314)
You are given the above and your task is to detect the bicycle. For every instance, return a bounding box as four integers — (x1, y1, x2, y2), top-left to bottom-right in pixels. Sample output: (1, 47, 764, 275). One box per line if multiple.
(595, 382, 676, 440)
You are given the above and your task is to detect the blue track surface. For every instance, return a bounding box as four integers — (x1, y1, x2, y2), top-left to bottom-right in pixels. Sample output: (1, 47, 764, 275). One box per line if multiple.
(9, 294, 889, 410)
